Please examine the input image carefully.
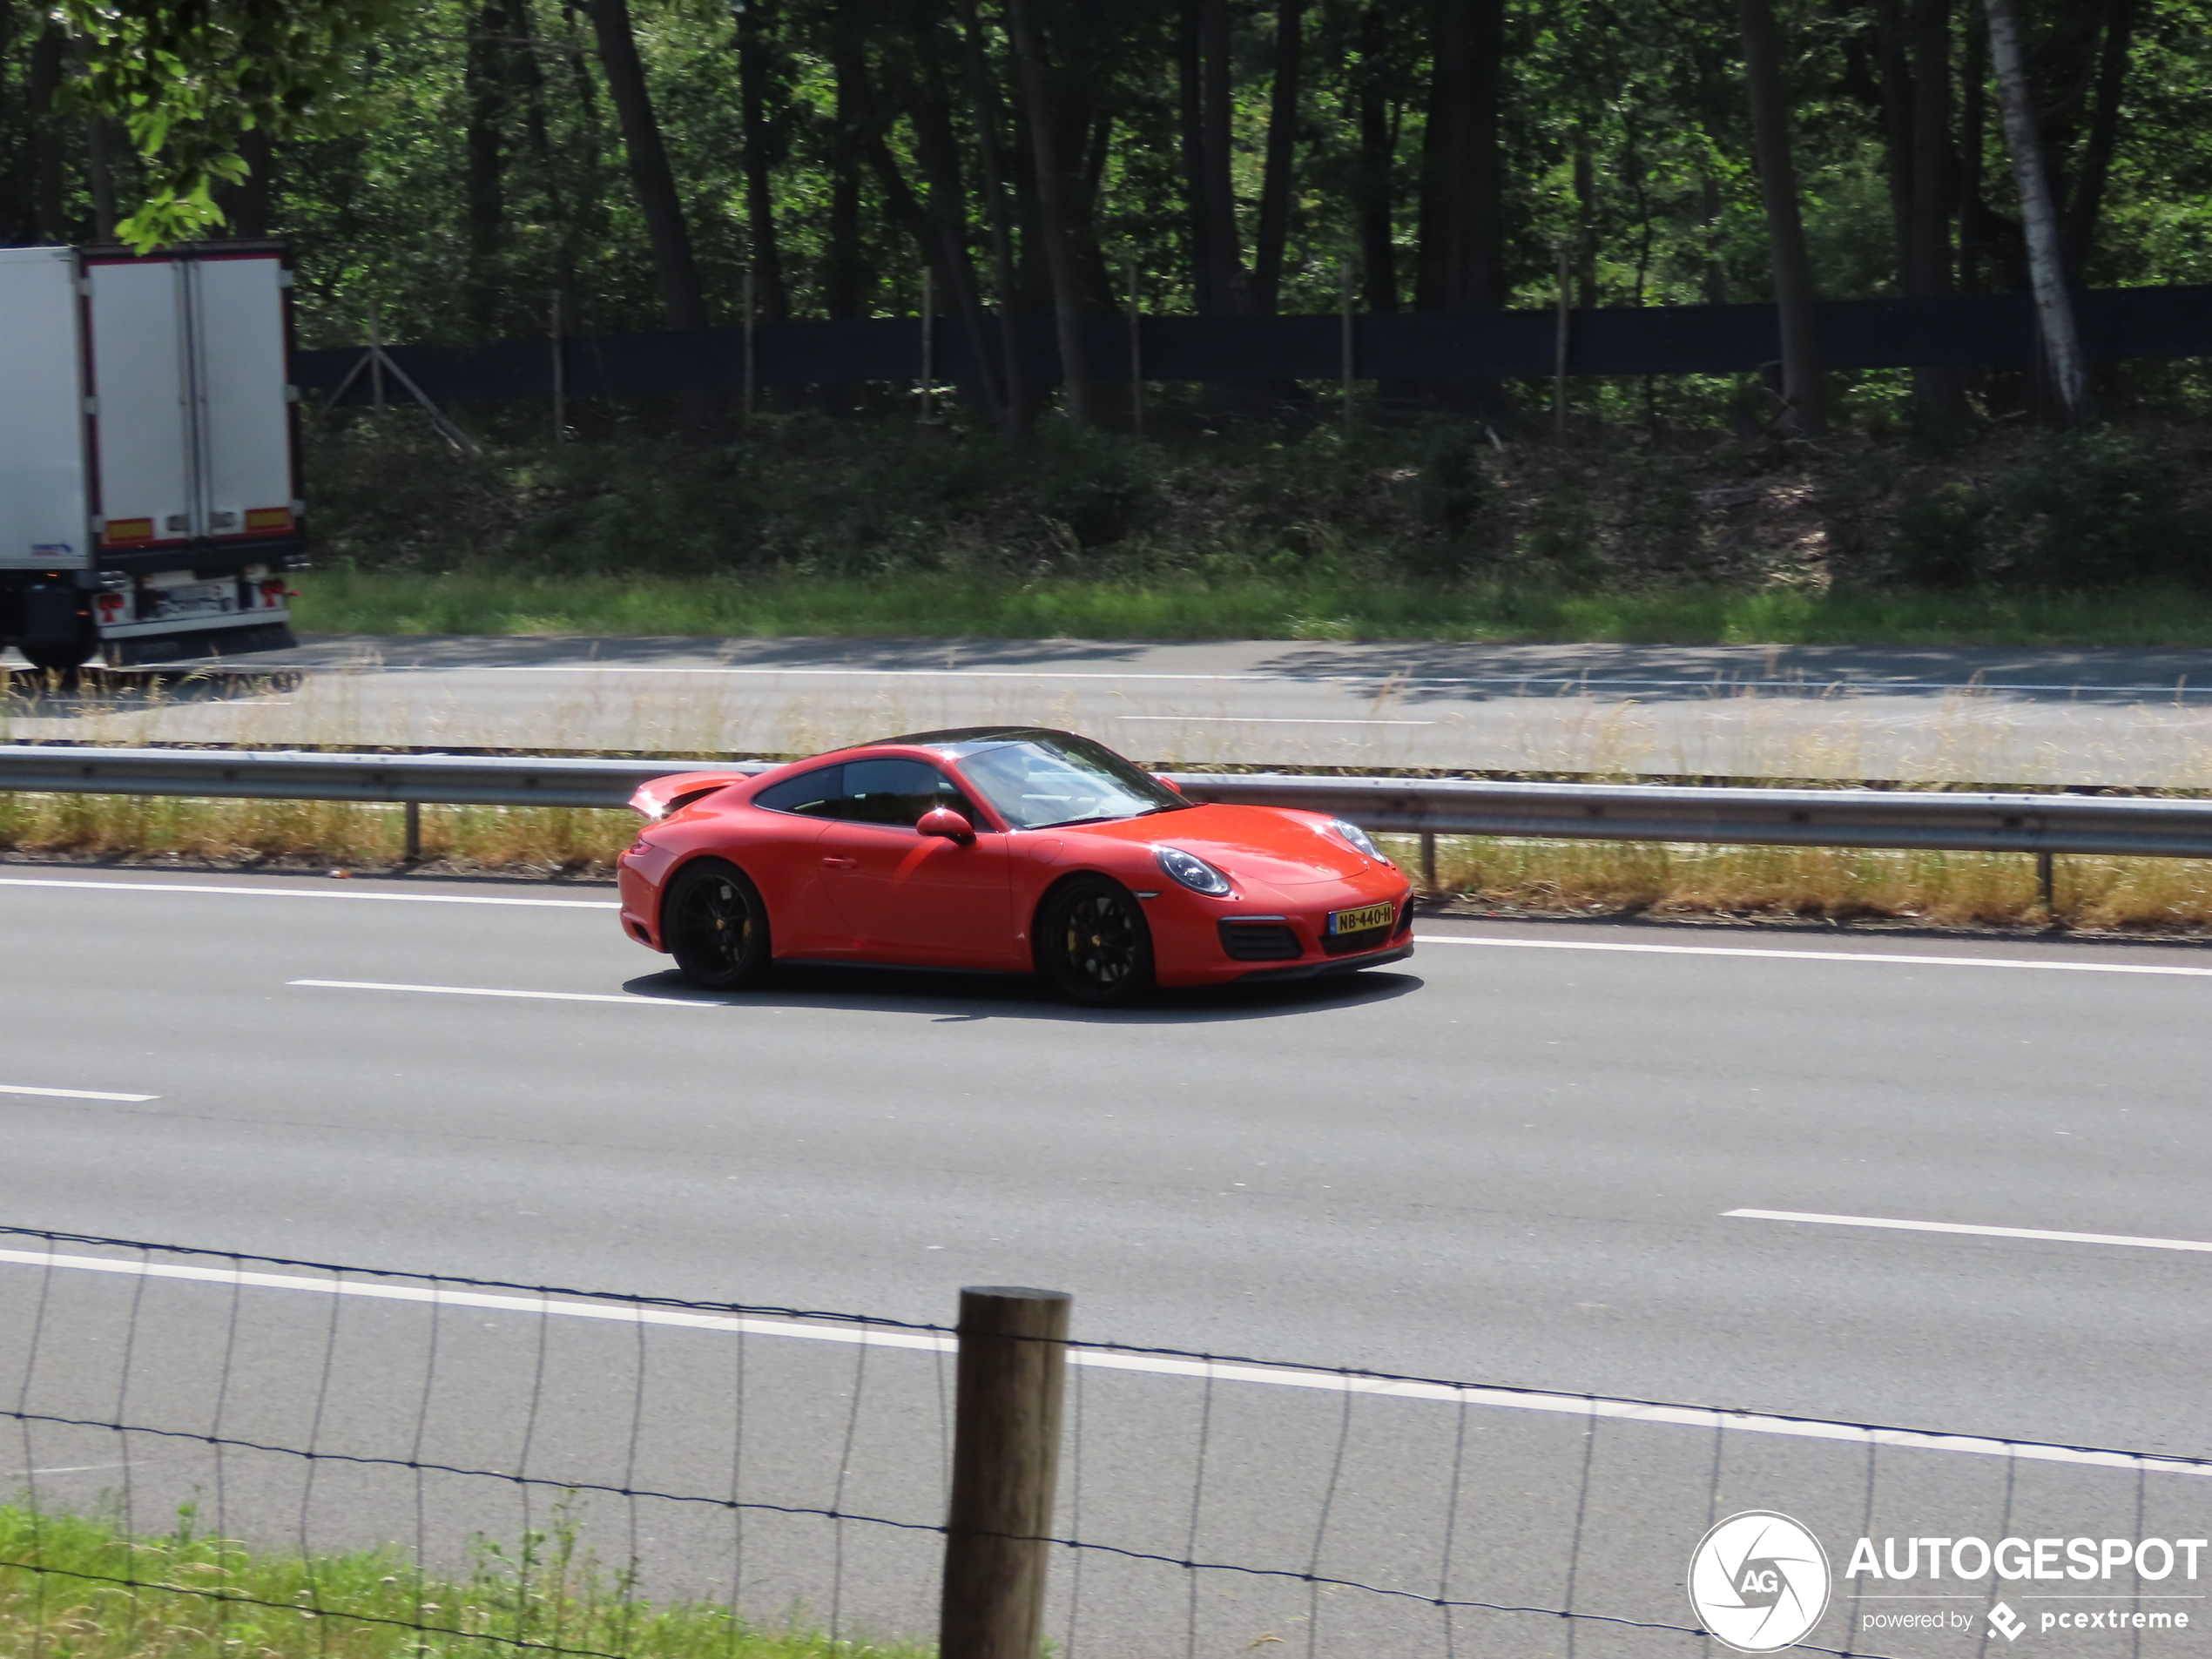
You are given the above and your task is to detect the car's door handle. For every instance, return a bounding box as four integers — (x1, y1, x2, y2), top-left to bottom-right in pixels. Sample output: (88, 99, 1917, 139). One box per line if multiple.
(821, 855, 858, 868)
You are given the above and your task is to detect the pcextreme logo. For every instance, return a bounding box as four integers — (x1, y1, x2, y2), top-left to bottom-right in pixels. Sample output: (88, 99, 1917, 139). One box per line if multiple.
(1689, 1511, 1833, 1654)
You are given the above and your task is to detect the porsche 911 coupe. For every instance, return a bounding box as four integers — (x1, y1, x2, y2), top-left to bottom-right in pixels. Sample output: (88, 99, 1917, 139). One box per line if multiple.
(617, 726, 1414, 1004)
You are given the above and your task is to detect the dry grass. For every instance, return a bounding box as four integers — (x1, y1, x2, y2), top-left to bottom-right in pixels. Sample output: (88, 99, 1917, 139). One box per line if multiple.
(1386, 834, 2212, 934)
(0, 793, 633, 875)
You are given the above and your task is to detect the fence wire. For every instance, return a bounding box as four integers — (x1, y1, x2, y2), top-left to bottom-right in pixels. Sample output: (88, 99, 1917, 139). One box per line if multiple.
(3, 1224, 2206, 1659)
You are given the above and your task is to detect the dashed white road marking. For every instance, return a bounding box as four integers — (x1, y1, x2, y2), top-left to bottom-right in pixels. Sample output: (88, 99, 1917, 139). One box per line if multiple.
(1727, 1208, 2212, 1254)
(0, 1245, 2198, 1479)
(1414, 932, 2212, 978)
(292, 979, 715, 1007)
(0, 1084, 159, 1103)
(0, 876, 616, 908)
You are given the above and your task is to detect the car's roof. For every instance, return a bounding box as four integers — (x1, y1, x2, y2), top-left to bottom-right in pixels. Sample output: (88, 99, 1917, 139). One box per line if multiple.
(868, 725, 1080, 753)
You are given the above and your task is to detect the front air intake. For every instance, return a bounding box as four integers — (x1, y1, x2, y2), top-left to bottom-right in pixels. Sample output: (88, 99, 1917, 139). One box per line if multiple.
(1219, 919, 1302, 961)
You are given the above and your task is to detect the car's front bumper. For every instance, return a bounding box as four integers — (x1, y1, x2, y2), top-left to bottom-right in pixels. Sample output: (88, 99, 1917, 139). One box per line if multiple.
(1231, 941, 1415, 982)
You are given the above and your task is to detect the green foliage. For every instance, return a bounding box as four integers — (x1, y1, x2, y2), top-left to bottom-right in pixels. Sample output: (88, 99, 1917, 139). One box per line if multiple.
(60, 0, 396, 246)
(0, 1500, 926, 1656)
(296, 410, 2212, 645)
(1888, 428, 2211, 589)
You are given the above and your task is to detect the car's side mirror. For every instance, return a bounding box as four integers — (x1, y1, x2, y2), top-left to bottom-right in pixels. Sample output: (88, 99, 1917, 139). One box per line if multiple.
(1157, 775, 1185, 795)
(917, 806, 975, 843)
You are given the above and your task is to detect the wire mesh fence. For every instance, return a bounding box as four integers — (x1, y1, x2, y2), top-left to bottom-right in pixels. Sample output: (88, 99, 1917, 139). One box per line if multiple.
(3, 1224, 2207, 1658)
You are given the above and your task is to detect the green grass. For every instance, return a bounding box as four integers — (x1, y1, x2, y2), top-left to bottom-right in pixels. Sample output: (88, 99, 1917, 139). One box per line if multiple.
(0, 1501, 926, 1658)
(291, 564, 2212, 647)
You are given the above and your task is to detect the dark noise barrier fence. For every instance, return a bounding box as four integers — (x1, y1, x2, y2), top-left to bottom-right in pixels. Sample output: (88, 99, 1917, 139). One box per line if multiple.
(296, 286, 2212, 407)
(3, 1225, 2206, 1658)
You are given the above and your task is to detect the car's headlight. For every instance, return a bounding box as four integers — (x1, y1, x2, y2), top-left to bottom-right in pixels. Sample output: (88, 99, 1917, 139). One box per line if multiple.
(1329, 818, 1385, 860)
(1155, 846, 1233, 895)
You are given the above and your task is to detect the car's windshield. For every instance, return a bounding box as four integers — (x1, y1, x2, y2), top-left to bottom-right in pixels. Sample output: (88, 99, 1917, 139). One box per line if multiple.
(954, 734, 1191, 830)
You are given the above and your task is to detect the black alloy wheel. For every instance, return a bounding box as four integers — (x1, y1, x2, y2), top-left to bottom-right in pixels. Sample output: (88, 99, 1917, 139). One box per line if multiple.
(664, 859, 773, 989)
(1037, 876, 1154, 1007)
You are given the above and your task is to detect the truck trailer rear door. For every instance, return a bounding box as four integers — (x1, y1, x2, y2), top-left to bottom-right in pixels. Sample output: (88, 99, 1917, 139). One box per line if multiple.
(0, 247, 90, 571)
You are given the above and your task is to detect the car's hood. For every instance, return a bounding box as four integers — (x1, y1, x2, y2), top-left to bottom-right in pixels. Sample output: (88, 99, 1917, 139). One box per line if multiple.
(1069, 804, 1376, 887)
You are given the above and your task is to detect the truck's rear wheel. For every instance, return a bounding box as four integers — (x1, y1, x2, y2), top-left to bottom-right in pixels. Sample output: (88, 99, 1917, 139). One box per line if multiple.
(17, 638, 93, 674)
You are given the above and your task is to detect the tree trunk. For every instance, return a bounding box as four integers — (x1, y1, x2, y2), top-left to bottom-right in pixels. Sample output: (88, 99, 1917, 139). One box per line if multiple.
(507, 0, 578, 312)
(464, 0, 509, 330)
(736, 0, 789, 323)
(1197, 0, 1249, 313)
(1982, 0, 2090, 421)
(826, 6, 867, 328)
(886, 26, 1008, 427)
(30, 18, 66, 242)
(559, 0, 610, 329)
(954, 0, 1034, 433)
(1414, 0, 1504, 314)
(1906, 0, 1966, 423)
(1175, 0, 1216, 312)
(217, 125, 274, 237)
(1958, 2, 1987, 290)
(2061, 0, 2137, 274)
(85, 115, 118, 243)
(1351, 3, 1398, 313)
(1872, 0, 1917, 276)
(1251, 0, 1305, 315)
(1737, 0, 1825, 435)
(1572, 121, 1596, 307)
(587, 0, 708, 331)
(1007, 0, 1095, 422)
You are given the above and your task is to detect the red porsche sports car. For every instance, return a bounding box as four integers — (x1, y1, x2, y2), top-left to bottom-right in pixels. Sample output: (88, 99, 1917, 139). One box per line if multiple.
(617, 726, 1414, 1004)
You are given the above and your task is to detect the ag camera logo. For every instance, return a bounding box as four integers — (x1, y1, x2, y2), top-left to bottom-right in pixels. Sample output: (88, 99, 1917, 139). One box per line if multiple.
(1689, 1511, 1832, 1652)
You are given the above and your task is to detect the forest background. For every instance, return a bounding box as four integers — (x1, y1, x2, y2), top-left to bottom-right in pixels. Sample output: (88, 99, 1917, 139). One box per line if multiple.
(3, 0, 2211, 643)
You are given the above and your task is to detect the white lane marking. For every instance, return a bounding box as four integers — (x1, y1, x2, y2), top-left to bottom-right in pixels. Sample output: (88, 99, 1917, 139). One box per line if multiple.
(0, 1084, 158, 1103)
(1118, 715, 1437, 726)
(1413, 933, 2212, 979)
(1728, 1208, 2212, 1255)
(292, 979, 717, 1008)
(0, 877, 616, 909)
(0, 1246, 2199, 1480)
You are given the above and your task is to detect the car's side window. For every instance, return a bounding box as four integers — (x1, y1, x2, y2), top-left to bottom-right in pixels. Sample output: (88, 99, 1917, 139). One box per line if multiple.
(837, 758, 985, 828)
(751, 764, 845, 818)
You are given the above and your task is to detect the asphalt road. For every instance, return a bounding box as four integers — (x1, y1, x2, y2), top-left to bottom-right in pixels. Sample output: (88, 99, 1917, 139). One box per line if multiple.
(3, 868, 2208, 1656)
(14, 635, 2212, 784)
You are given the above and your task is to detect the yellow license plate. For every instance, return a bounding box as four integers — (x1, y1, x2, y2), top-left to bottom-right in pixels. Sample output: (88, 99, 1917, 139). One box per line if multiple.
(1329, 902, 1396, 935)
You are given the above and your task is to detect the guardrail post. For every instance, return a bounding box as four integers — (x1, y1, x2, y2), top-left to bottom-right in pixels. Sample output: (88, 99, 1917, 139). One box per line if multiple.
(2037, 849, 2056, 916)
(1420, 831, 1438, 895)
(939, 1285, 1070, 1659)
(403, 800, 422, 863)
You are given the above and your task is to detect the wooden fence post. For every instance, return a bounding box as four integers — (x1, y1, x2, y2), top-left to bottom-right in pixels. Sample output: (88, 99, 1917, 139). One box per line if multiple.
(550, 290, 565, 443)
(742, 268, 758, 419)
(939, 1285, 1071, 1659)
(1339, 259, 1356, 432)
(1127, 261, 1143, 437)
(920, 266, 936, 425)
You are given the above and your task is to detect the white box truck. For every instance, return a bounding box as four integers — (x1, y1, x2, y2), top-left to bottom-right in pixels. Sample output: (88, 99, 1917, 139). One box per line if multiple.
(0, 240, 307, 671)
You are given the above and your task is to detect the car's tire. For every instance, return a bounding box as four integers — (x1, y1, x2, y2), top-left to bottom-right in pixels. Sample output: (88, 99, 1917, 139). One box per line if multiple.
(17, 638, 93, 675)
(1036, 876, 1154, 1007)
(663, 859, 774, 989)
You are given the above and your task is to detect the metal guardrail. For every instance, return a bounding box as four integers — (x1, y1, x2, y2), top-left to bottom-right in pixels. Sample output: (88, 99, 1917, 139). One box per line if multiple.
(0, 745, 720, 812)
(6, 743, 2212, 860)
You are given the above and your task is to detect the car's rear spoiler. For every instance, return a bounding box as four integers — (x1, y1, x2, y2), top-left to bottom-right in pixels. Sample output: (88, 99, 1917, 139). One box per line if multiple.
(629, 770, 760, 819)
